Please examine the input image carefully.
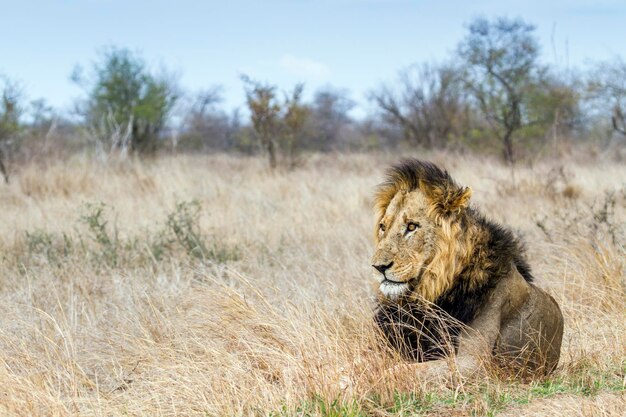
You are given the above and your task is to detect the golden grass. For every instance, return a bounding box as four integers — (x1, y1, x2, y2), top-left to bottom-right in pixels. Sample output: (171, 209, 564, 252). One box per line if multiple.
(0, 152, 624, 416)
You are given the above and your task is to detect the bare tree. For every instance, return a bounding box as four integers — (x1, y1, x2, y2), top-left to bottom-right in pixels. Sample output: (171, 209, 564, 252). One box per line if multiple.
(242, 76, 281, 169)
(587, 58, 626, 139)
(308, 87, 354, 151)
(458, 17, 542, 163)
(370, 63, 469, 148)
(182, 87, 234, 151)
(87, 111, 133, 161)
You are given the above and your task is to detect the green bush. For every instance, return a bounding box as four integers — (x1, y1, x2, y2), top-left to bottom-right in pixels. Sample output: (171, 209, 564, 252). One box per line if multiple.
(73, 46, 179, 155)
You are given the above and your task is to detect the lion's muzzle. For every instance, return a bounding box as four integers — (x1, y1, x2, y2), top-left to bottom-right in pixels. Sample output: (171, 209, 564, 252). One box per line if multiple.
(372, 261, 394, 276)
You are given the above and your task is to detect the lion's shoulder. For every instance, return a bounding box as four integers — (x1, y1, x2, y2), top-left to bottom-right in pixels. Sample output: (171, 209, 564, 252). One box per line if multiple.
(472, 210, 534, 283)
(436, 212, 534, 323)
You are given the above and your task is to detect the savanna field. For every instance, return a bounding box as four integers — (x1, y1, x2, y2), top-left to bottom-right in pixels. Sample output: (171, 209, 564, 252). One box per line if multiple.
(0, 152, 624, 416)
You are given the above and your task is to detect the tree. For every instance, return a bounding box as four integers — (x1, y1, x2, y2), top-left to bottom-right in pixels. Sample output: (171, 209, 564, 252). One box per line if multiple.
(182, 87, 233, 151)
(281, 83, 309, 167)
(73, 47, 179, 155)
(242, 76, 281, 169)
(525, 73, 582, 146)
(587, 58, 626, 139)
(308, 87, 354, 151)
(458, 17, 542, 163)
(370, 62, 470, 148)
(0, 76, 22, 182)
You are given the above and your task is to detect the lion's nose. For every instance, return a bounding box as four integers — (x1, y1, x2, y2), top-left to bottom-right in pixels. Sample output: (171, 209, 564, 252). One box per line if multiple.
(372, 262, 394, 275)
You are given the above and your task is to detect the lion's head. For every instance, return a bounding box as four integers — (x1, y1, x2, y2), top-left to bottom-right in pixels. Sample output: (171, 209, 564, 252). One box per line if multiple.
(372, 159, 473, 302)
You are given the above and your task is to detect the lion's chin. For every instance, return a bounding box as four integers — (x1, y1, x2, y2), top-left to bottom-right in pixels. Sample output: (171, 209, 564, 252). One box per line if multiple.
(379, 279, 411, 300)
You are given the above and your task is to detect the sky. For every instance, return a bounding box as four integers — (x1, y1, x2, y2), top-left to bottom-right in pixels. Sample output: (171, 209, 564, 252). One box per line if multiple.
(2, 0, 626, 118)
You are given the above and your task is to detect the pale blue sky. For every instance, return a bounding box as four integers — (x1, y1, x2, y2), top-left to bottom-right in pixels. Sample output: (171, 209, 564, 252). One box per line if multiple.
(2, 0, 625, 117)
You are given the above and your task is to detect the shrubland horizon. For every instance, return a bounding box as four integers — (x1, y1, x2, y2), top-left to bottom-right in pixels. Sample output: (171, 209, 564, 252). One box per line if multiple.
(1, 11, 625, 181)
(1, 15, 624, 177)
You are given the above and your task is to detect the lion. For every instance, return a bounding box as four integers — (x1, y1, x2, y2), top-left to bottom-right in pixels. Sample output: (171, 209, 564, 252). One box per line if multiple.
(372, 159, 563, 381)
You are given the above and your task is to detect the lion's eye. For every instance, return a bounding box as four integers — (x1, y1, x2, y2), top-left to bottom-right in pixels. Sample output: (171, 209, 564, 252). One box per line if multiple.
(406, 222, 420, 232)
(379, 223, 386, 232)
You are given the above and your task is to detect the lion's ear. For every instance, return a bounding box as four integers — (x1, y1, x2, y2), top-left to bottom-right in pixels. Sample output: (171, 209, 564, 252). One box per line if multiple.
(447, 186, 472, 214)
(424, 183, 472, 217)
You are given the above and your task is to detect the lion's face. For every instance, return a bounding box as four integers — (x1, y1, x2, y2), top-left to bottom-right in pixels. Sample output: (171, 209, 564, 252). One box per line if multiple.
(372, 159, 473, 302)
(372, 189, 438, 300)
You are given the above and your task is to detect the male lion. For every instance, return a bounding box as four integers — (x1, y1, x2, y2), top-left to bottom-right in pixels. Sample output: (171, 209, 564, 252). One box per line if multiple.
(372, 159, 563, 380)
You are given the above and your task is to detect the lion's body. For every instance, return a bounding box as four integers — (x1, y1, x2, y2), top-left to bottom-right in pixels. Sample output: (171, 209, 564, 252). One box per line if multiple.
(372, 160, 564, 377)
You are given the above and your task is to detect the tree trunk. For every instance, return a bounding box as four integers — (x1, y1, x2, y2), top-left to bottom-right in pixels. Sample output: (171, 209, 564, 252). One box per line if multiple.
(502, 131, 514, 164)
(0, 149, 8, 183)
(267, 137, 277, 169)
(612, 114, 626, 137)
(0, 159, 8, 183)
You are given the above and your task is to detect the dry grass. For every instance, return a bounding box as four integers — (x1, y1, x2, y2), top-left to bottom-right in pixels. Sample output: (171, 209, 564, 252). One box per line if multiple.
(0, 152, 624, 416)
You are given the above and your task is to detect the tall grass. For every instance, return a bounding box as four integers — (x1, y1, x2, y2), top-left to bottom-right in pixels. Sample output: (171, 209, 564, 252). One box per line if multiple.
(0, 153, 623, 416)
